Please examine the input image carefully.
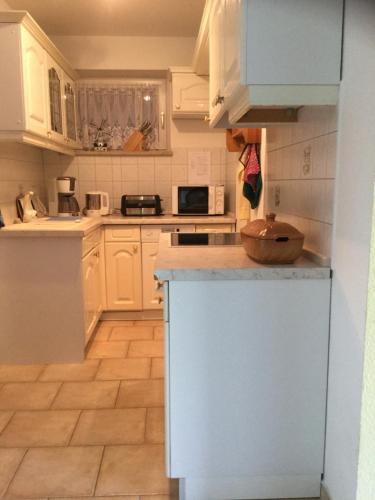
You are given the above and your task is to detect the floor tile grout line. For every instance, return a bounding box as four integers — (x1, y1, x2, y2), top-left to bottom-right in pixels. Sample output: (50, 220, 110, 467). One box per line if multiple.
(92, 445, 106, 497)
(47, 382, 64, 410)
(3, 446, 28, 498)
(67, 409, 83, 446)
(0, 410, 14, 437)
(113, 379, 122, 409)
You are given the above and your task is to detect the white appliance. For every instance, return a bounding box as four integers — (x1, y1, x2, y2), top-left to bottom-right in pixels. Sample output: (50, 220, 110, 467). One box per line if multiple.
(85, 191, 110, 216)
(172, 185, 224, 215)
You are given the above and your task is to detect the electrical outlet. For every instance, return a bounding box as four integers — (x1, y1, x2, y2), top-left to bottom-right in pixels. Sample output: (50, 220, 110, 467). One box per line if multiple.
(303, 145, 312, 175)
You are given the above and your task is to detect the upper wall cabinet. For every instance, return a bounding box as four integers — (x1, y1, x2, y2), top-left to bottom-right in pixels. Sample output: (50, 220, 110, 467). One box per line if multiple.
(209, 0, 344, 127)
(170, 67, 209, 119)
(0, 11, 79, 155)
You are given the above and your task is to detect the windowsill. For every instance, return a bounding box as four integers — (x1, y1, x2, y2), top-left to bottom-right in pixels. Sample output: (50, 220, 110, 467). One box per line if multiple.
(75, 149, 173, 157)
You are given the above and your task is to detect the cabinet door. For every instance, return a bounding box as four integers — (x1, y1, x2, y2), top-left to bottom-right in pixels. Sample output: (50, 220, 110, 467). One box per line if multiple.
(172, 73, 209, 117)
(142, 242, 163, 310)
(63, 73, 80, 147)
(46, 55, 65, 143)
(105, 242, 142, 311)
(222, 0, 243, 100)
(21, 28, 48, 137)
(209, 0, 226, 125)
(82, 251, 97, 342)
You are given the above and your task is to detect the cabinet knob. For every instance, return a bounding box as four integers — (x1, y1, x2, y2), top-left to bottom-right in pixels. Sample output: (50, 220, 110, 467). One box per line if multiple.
(133, 245, 138, 253)
(212, 94, 225, 107)
(47, 131, 52, 138)
(158, 297, 164, 304)
(175, 104, 181, 110)
(155, 280, 163, 290)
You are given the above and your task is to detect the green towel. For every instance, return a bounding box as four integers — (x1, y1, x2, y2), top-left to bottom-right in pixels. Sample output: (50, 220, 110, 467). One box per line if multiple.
(243, 173, 262, 209)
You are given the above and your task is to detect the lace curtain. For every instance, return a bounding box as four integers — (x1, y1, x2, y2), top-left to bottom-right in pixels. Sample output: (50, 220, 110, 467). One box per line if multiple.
(76, 82, 160, 150)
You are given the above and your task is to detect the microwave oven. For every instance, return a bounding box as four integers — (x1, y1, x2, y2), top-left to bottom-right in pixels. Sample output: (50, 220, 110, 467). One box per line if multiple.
(172, 185, 225, 215)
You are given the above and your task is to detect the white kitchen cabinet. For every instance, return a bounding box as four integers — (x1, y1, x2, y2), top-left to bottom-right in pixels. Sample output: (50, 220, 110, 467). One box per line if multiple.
(46, 55, 65, 144)
(142, 242, 163, 310)
(171, 68, 209, 119)
(209, 0, 344, 127)
(82, 244, 103, 344)
(63, 73, 80, 147)
(0, 12, 79, 155)
(105, 242, 142, 311)
(209, 0, 226, 126)
(21, 27, 49, 138)
(163, 278, 331, 499)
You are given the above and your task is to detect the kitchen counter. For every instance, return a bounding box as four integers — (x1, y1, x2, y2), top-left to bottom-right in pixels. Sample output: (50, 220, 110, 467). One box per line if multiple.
(0, 213, 236, 238)
(155, 232, 331, 281)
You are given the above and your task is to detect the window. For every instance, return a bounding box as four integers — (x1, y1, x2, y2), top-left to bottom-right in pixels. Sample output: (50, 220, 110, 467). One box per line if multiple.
(76, 79, 167, 152)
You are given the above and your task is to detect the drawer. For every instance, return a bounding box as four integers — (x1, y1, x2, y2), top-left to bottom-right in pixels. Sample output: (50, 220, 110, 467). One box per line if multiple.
(82, 228, 101, 257)
(105, 226, 140, 242)
(141, 224, 196, 242)
(195, 224, 233, 233)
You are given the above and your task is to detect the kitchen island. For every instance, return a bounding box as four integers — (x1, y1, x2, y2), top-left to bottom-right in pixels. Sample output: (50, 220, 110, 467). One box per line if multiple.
(155, 233, 331, 500)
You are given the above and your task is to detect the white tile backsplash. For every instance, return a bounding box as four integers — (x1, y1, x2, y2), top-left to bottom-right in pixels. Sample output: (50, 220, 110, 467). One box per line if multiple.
(265, 106, 337, 259)
(0, 144, 45, 225)
(42, 146, 227, 214)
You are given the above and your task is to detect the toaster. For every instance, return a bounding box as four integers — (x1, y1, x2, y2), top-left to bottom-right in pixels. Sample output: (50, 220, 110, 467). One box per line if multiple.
(121, 195, 162, 216)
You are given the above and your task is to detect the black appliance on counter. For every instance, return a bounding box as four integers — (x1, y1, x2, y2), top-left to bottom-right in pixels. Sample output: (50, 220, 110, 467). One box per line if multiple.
(121, 194, 162, 216)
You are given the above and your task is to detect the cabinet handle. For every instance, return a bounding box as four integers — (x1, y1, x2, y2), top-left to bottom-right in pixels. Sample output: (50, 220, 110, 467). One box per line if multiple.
(160, 111, 165, 129)
(158, 297, 164, 304)
(47, 131, 52, 138)
(133, 245, 138, 253)
(212, 93, 225, 107)
(175, 104, 181, 110)
(155, 280, 163, 290)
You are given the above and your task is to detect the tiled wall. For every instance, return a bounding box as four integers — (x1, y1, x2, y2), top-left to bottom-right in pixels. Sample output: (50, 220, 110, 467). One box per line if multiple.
(225, 151, 239, 215)
(266, 106, 338, 259)
(43, 147, 226, 214)
(0, 143, 46, 225)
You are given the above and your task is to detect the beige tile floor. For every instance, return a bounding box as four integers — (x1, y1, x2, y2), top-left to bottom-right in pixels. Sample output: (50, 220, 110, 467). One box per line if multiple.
(0, 320, 177, 500)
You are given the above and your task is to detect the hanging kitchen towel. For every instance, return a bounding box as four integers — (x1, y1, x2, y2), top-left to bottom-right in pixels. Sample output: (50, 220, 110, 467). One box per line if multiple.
(241, 143, 262, 209)
(243, 143, 260, 187)
(243, 172, 263, 209)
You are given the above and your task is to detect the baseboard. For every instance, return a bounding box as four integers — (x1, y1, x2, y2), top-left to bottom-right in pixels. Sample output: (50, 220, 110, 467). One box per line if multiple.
(100, 310, 163, 321)
(320, 485, 331, 500)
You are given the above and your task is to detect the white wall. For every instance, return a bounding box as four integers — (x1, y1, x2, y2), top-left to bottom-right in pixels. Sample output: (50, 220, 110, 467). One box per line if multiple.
(265, 106, 337, 260)
(324, 1, 375, 499)
(51, 36, 196, 70)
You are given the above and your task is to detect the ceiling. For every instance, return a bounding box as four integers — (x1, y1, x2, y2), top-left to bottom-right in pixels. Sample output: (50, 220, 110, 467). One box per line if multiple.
(6, 0, 206, 37)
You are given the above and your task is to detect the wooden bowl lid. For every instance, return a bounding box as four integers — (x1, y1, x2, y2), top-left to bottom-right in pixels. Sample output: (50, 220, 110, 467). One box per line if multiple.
(240, 213, 304, 241)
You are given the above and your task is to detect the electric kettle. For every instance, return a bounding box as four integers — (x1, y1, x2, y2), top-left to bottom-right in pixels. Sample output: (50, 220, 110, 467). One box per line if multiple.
(85, 192, 110, 216)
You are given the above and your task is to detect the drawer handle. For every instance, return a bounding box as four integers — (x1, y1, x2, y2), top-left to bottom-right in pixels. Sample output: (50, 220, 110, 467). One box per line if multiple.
(276, 237, 289, 242)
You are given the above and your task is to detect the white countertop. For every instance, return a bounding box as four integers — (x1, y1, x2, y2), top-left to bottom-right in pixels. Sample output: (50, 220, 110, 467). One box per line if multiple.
(155, 233, 331, 281)
(0, 214, 236, 238)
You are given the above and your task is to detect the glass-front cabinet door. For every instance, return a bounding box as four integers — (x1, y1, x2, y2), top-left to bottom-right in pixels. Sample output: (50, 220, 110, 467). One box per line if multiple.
(63, 77, 78, 144)
(46, 55, 64, 143)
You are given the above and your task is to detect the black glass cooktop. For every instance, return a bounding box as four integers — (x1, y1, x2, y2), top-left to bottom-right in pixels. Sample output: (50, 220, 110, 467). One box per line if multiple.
(171, 232, 243, 247)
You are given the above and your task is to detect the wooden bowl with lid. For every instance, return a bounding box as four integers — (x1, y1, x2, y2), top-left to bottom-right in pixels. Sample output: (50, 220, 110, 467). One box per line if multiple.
(240, 213, 304, 264)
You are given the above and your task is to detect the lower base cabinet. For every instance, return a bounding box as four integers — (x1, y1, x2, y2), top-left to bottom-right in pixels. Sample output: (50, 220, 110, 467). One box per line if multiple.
(105, 241, 142, 310)
(163, 278, 331, 500)
(142, 242, 163, 310)
(82, 244, 103, 344)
